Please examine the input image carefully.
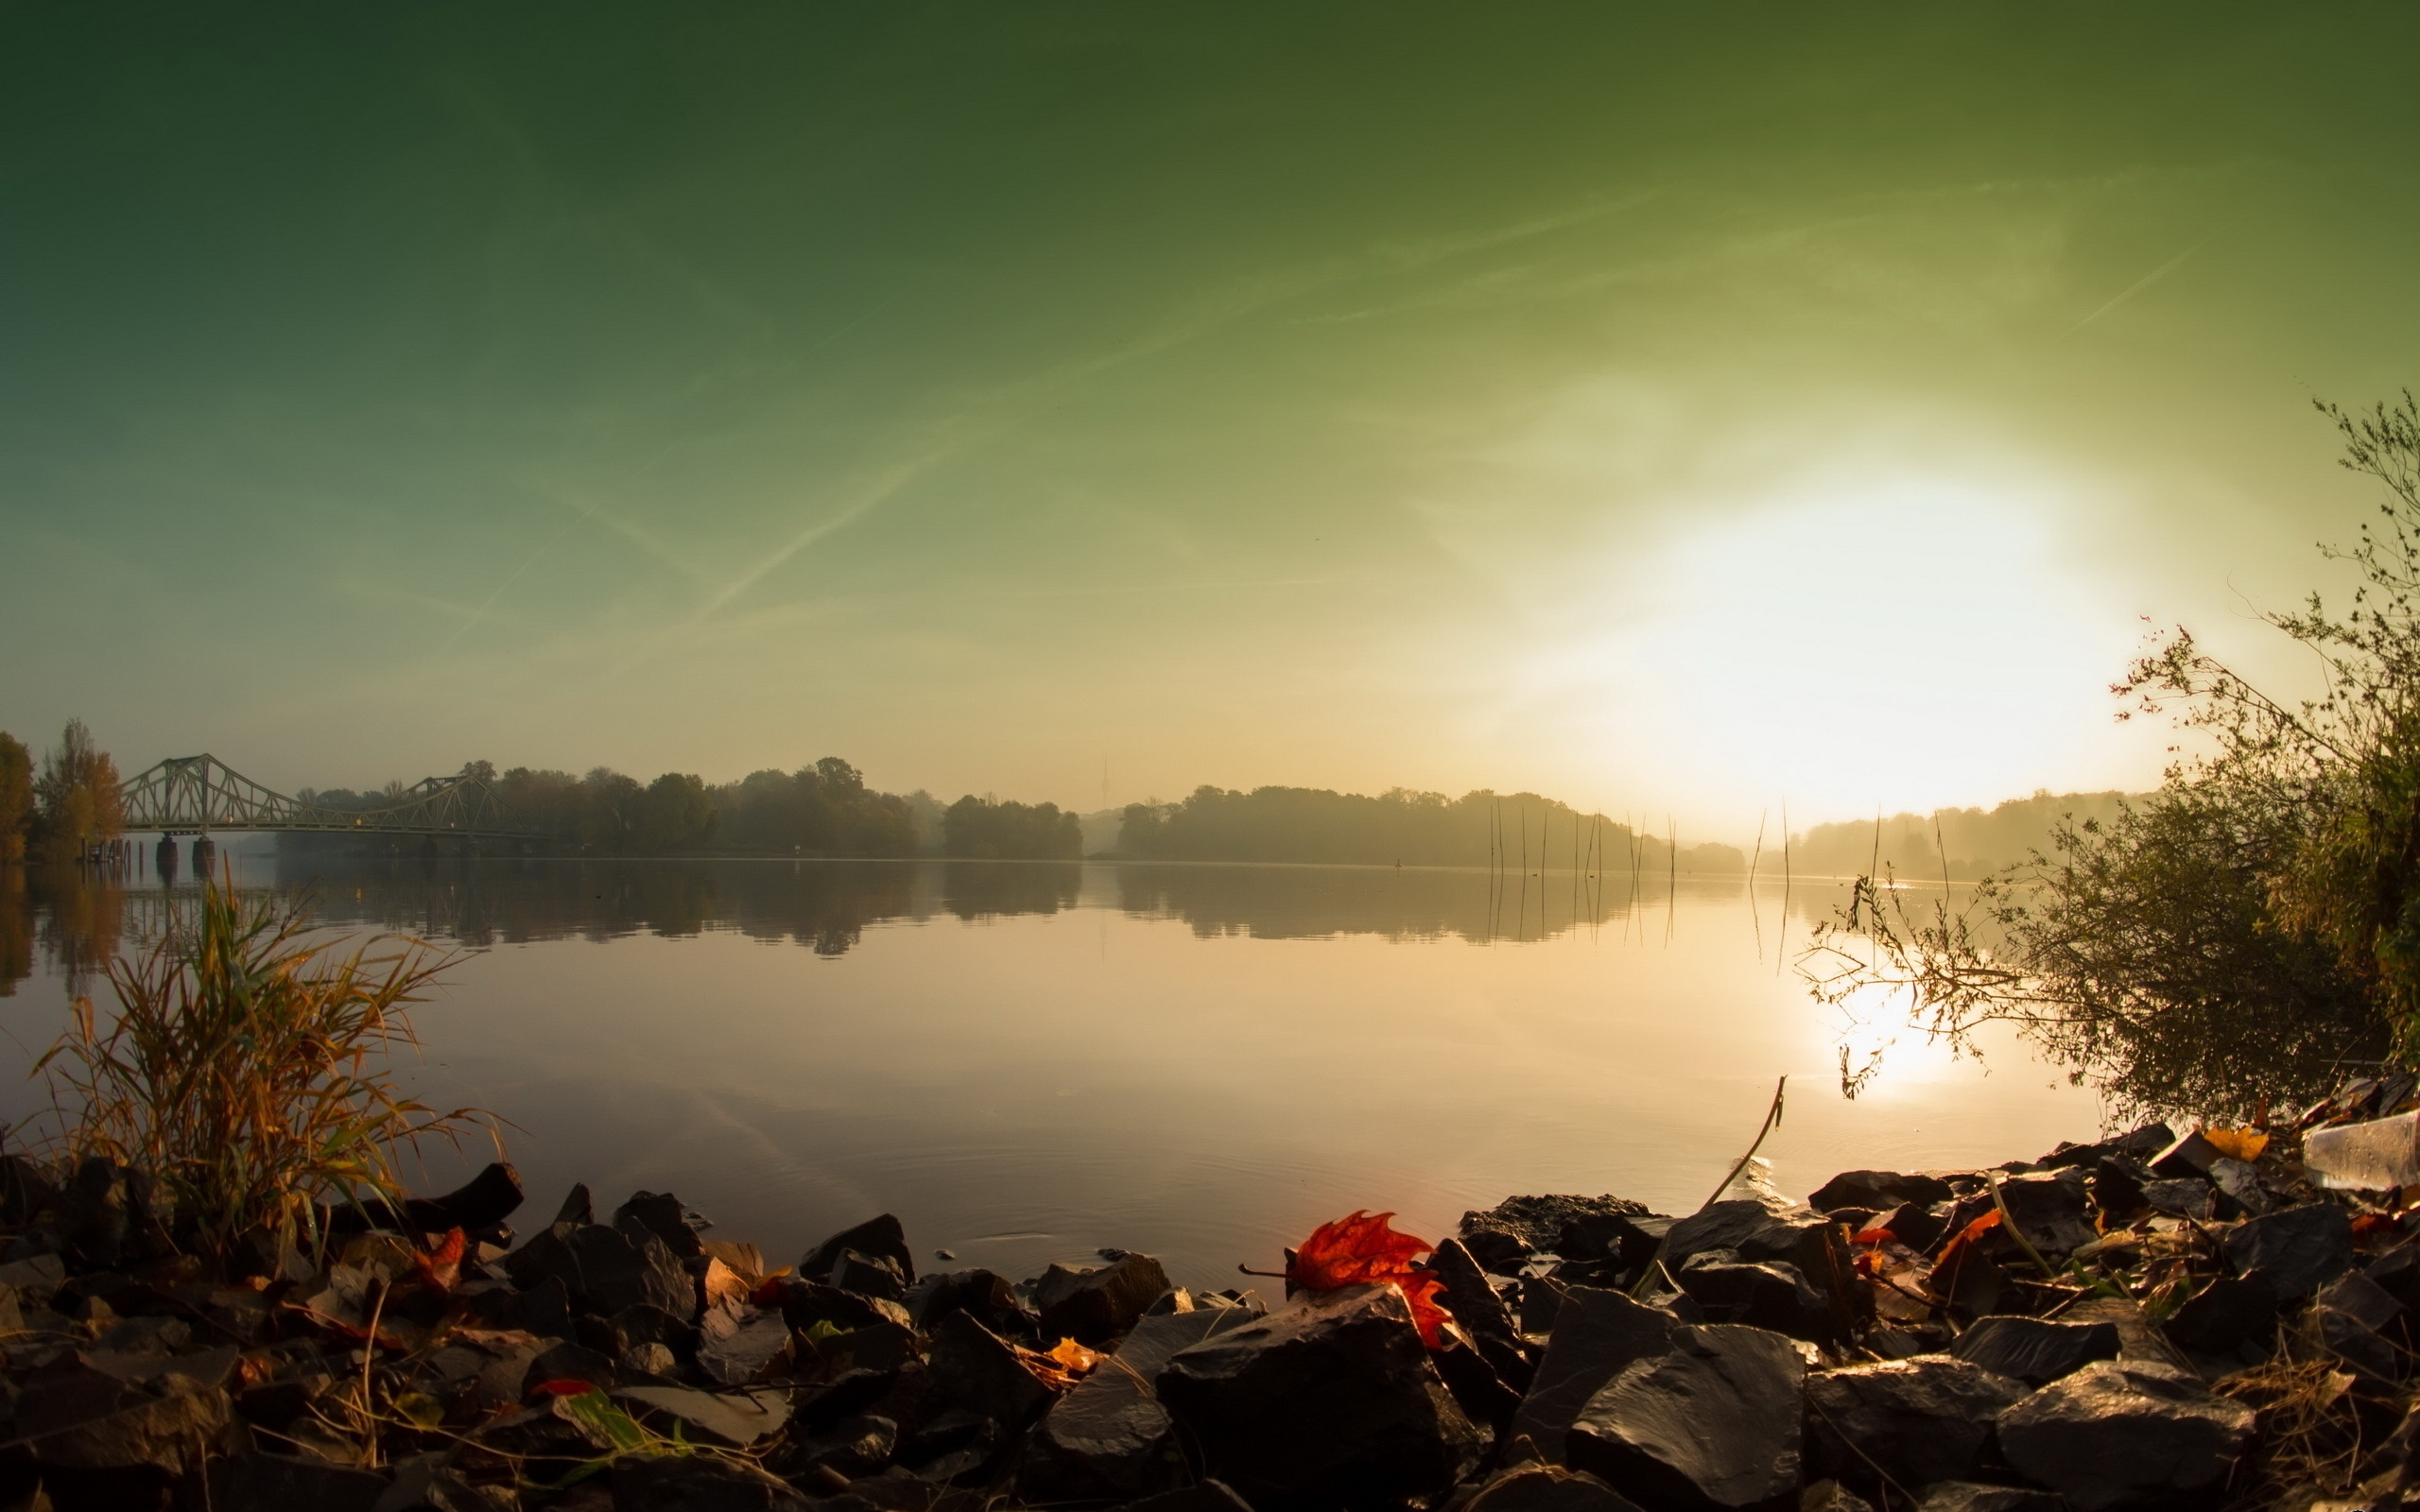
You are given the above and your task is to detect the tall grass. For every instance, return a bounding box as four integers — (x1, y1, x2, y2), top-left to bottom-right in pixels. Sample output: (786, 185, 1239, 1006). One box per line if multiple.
(31, 872, 489, 1259)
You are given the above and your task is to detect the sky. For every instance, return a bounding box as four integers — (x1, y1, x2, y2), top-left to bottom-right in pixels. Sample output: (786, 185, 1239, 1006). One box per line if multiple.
(5, 4, 2417, 840)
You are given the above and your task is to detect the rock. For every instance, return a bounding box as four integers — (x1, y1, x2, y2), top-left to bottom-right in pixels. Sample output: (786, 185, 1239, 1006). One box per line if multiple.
(1662, 1201, 1857, 1329)
(2086, 1160, 2146, 1225)
(1156, 1282, 1482, 1511)
(1867, 1201, 1945, 1252)
(2306, 1303, 2401, 1383)
(1461, 1463, 1646, 1512)
(1802, 1355, 2029, 1491)
(2318, 1269, 2404, 1333)
(1558, 1212, 1671, 1273)
(1799, 1482, 1876, 1512)
(1675, 1252, 1834, 1341)
(1429, 1238, 1533, 1387)
(2205, 1156, 2271, 1217)
(1036, 1253, 1172, 1345)
(2160, 1274, 2279, 1376)
(2223, 1202, 2353, 1298)
(1462, 1195, 1651, 1253)
(928, 1310, 1053, 1425)
(1519, 1276, 1571, 1336)
(2139, 1178, 2212, 1220)
(209, 1451, 389, 1512)
(810, 1322, 919, 1376)
(505, 1221, 693, 1320)
(1913, 1485, 2065, 1512)
(1119, 1482, 1257, 1512)
(618, 1384, 792, 1447)
(1461, 1227, 1534, 1275)
(1808, 1171, 1956, 1212)
(775, 1279, 912, 1334)
(801, 1214, 917, 1288)
(614, 1191, 705, 1261)
(1990, 1172, 2096, 1258)
(698, 1305, 793, 1384)
(610, 1452, 812, 1510)
(2306, 1109, 2420, 1191)
(1994, 1359, 2254, 1512)
(1948, 1315, 2122, 1386)
(912, 1268, 1036, 1336)
(1564, 1323, 1805, 1512)
(2365, 1238, 2420, 1312)
(2149, 1130, 2223, 1178)
(833, 1249, 908, 1301)
(19, 1366, 231, 1476)
(2058, 1297, 2196, 1374)
(1507, 1286, 1682, 1464)
(1024, 1306, 1259, 1503)
(530, 1341, 619, 1393)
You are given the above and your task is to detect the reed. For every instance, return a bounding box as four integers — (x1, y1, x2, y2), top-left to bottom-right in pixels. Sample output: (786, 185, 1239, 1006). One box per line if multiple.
(30, 871, 492, 1260)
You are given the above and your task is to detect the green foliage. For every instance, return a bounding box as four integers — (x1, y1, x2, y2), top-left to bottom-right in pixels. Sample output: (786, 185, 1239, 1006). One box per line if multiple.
(0, 732, 30, 865)
(30, 719, 120, 865)
(29, 874, 491, 1258)
(481, 755, 912, 856)
(1806, 395, 2420, 1117)
(716, 757, 919, 856)
(944, 795, 1081, 859)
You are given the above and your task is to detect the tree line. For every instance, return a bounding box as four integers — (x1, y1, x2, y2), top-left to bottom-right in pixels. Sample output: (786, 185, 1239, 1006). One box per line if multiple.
(0, 721, 123, 866)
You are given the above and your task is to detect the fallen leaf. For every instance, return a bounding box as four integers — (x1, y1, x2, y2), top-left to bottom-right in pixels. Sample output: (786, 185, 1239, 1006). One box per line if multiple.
(2202, 1127, 2271, 1163)
(1287, 1211, 1449, 1349)
(413, 1228, 467, 1294)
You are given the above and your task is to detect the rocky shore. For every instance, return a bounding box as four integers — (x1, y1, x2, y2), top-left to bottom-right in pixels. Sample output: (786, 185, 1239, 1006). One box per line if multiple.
(7, 1083, 2420, 1511)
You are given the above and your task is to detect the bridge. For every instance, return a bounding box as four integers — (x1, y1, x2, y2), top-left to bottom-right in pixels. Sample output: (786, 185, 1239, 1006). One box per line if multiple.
(119, 754, 537, 840)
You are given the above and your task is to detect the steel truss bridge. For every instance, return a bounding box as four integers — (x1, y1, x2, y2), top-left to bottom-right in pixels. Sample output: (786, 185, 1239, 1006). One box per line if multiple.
(119, 754, 536, 840)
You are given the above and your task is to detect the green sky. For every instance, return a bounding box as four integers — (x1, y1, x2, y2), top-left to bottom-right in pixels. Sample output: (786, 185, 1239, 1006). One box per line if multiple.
(5, 4, 2416, 835)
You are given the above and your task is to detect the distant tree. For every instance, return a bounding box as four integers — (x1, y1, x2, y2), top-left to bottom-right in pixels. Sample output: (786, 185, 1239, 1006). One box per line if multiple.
(32, 720, 121, 865)
(634, 773, 716, 853)
(579, 768, 644, 851)
(0, 733, 31, 865)
(943, 796, 1081, 859)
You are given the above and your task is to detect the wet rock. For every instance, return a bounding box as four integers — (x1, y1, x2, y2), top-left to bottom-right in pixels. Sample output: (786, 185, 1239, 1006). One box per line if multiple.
(618, 1384, 792, 1447)
(834, 1249, 908, 1302)
(18, 1366, 230, 1476)
(506, 1221, 693, 1320)
(1564, 1323, 1805, 1512)
(1116, 1482, 1256, 1512)
(1036, 1252, 1173, 1345)
(614, 1191, 705, 1261)
(2159, 1274, 2279, 1377)
(1463, 1195, 1651, 1254)
(911, 1268, 1036, 1336)
(1433, 1330, 1524, 1429)
(1675, 1252, 1834, 1341)
(775, 1279, 912, 1334)
(1507, 1286, 1682, 1464)
(2139, 1178, 2213, 1220)
(610, 1452, 812, 1510)
(2305, 1303, 2401, 1383)
(1799, 1482, 1876, 1512)
(2086, 1160, 2146, 1225)
(698, 1305, 793, 1384)
(530, 1341, 619, 1393)
(1429, 1238, 1533, 1387)
(809, 1322, 919, 1376)
(1519, 1276, 1571, 1337)
(1802, 1355, 2029, 1491)
(927, 1310, 1052, 1425)
(2205, 1156, 2271, 1217)
(1913, 1485, 2065, 1512)
(1558, 1212, 1671, 1274)
(1991, 1171, 2096, 1258)
(2224, 1202, 2352, 1299)
(1157, 1282, 1482, 1511)
(1948, 1315, 2122, 1386)
(2149, 1130, 2223, 1178)
(2318, 1269, 2405, 1334)
(1994, 1359, 2254, 1512)
(334, 1160, 526, 1238)
(1808, 1171, 1955, 1212)
(802, 1215, 917, 1289)
(1023, 1306, 1259, 1503)
(1662, 1201, 1858, 1330)
(1461, 1463, 1646, 1512)
(1461, 1227, 1533, 1276)
(209, 1450, 389, 1512)
(1866, 1201, 1945, 1252)
(2365, 1238, 2420, 1312)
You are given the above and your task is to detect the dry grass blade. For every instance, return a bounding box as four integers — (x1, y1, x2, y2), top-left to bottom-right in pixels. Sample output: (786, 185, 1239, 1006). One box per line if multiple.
(27, 869, 493, 1260)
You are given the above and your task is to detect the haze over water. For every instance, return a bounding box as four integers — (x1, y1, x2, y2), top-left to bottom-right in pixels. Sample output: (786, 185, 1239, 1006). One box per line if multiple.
(3, 856, 2097, 1284)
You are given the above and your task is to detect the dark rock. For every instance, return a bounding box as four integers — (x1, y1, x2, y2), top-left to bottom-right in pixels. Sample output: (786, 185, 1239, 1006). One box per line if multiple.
(833, 1249, 908, 1302)
(1948, 1315, 2122, 1386)
(1429, 1238, 1533, 1388)
(1991, 1171, 2096, 1258)
(610, 1452, 811, 1510)
(785, 1409, 897, 1480)
(698, 1305, 793, 1385)
(809, 1322, 919, 1376)
(1463, 1195, 1651, 1253)
(928, 1310, 1052, 1425)
(209, 1451, 389, 1512)
(614, 1192, 705, 1261)
(2224, 1203, 2353, 1299)
(556, 1182, 596, 1225)
(1995, 1359, 2255, 1512)
(1662, 1200, 1858, 1331)
(608, 1303, 697, 1361)
(1564, 1323, 1805, 1512)
(2319, 1269, 2404, 1333)
(1800, 1482, 1876, 1512)
(1803, 1355, 2029, 1490)
(1023, 1307, 1259, 1503)
(506, 1222, 693, 1320)
(1558, 1213, 1671, 1273)
(2307, 1304, 2401, 1383)
(617, 1384, 793, 1447)
(1432, 1331, 1524, 1428)
(2086, 1160, 2146, 1225)
(1461, 1463, 1645, 1512)
(802, 1215, 917, 1289)
(1914, 1485, 2065, 1512)
(56, 1157, 130, 1269)
(1808, 1171, 1956, 1212)
(332, 1160, 526, 1237)
(1518, 1276, 1570, 1337)
(2206, 1157, 2271, 1217)
(1156, 1283, 1482, 1511)
(2060, 1297, 2196, 1374)
(1507, 1287, 1682, 1464)
(2366, 1238, 2420, 1312)
(529, 1341, 618, 1393)
(1865, 1201, 1945, 1251)
(1675, 1253, 1834, 1341)
(776, 1279, 912, 1334)
(2139, 1178, 2212, 1220)
(910, 1268, 1035, 1336)
(1115, 1482, 1255, 1512)
(0, 1153, 59, 1228)
(2159, 1274, 2279, 1376)
(1036, 1253, 1172, 1345)
(1461, 1228, 1532, 1276)
(799, 1366, 904, 1431)
(18, 1366, 230, 1476)
(2149, 1130, 2222, 1178)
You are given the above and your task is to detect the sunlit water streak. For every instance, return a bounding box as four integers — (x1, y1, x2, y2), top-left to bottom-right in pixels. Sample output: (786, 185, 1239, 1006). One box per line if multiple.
(0, 855, 2099, 1286)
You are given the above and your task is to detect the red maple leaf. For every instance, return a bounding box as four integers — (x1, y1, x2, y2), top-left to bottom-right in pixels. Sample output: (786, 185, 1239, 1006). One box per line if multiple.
(1287, 1211, 1450, 1349)
(413, 1227, 467, 1294)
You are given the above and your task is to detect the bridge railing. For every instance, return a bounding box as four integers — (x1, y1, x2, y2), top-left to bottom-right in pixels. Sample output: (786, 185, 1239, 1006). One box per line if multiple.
(118, 755, 537, 839)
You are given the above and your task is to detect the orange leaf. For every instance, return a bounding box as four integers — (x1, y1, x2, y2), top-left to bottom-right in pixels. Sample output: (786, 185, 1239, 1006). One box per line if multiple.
(413, 1227, 467, 1294)
(1932, 1208, 2001, 1276)
(1288, 1211, 1448, 1349)
(2202, 1127, 2270, 1163)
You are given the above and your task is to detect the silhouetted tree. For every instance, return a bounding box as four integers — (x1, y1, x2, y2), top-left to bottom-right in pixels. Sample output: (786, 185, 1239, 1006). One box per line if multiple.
(32, 720, 120, 865)
(0, 733, 31, 865)
(943, 796, 1081, 859)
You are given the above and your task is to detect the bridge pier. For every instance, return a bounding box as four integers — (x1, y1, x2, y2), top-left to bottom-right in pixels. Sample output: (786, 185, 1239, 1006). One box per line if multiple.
(191, 836, 216, 878)
(155, 835, 178, 882)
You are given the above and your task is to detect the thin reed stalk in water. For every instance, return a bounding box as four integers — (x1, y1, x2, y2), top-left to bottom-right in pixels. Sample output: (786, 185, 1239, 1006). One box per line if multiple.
(30, 871, 493, 1260)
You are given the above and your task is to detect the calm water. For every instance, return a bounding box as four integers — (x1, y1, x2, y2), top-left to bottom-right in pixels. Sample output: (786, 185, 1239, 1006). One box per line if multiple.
(0, 853, 2100, 1287)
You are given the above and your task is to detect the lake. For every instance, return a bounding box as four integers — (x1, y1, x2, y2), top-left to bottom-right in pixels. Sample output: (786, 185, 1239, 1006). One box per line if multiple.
(0, 852, 2100, 1289)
